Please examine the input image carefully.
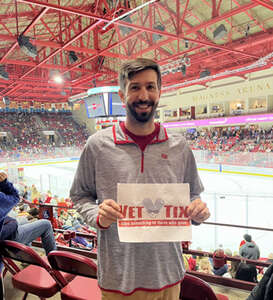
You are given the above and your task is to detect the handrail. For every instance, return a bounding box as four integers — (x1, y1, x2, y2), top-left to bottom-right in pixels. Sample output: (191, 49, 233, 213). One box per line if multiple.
(203, 221, 273, 232)
(186, 270, 256, 291)
(32, 241, 97, 260)
(183, 249, 271, 268)
(31, 241, 260, 291)
(54, 228, 96, 240)
(203, 191, 273, 198)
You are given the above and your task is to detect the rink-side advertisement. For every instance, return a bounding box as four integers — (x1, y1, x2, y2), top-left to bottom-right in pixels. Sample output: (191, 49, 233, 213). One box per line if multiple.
(117, 183, 192, 243)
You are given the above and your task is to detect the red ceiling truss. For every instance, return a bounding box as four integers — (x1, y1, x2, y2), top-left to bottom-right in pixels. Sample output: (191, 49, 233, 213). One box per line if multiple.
(0, 0, 272, 103)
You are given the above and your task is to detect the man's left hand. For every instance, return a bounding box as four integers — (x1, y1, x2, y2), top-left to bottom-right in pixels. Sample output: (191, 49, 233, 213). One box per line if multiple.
(187, 198, 210, 224)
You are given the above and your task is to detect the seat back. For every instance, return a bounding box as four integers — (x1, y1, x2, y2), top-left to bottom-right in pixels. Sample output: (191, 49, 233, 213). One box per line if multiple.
(180, 274, 218, 300)
(0, 240, 50, 268)
(48, 250, 97, 278)
(0, 240, 67, 286)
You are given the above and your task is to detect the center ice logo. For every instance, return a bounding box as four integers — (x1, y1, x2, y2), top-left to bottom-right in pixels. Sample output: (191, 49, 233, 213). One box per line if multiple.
(142, 198, 164, 216)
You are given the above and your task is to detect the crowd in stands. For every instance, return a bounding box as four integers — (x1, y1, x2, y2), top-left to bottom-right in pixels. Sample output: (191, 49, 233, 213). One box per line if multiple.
(9, 183, 97, 252)
(0, 112, 272, 168)
(0, 112, 89, 161)
(183, 234, 273, 285)
(186, 127, 273, 153)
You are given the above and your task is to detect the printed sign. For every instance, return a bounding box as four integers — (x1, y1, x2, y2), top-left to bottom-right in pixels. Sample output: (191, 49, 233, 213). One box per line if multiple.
(117, 183, 192, 243)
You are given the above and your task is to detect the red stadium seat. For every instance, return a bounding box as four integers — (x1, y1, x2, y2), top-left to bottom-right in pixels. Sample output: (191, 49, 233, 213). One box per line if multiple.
(180, 274, 229, 300)
(0, 240, 73, 300)
(48, 250, 101, 300)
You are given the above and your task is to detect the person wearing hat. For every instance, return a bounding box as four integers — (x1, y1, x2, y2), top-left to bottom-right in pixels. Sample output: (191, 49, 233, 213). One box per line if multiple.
(212, 249, 228, 276)
(239, 234, 260, 260)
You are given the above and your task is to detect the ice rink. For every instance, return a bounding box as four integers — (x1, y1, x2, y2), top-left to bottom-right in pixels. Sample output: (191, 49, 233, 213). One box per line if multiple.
(21, 160, 273, 257)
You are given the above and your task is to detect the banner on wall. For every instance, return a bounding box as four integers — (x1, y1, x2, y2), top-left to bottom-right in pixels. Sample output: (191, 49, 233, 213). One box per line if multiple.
(188, 79, 272, 104)
(34, 102, 41, 108)
(9, 101, 18, 109)
(73, 103, 81, 110)
(44, 103, 51, 110)
(22, 102, 29, 109)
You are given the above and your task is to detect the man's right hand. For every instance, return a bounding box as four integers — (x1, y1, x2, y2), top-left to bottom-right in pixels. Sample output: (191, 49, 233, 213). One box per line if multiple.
(98, 199, 124, 228)
(0, 172, 7, 183)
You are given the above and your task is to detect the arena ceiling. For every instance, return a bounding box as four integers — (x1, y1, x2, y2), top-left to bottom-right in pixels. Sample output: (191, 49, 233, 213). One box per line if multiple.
(0, 0, 272, 103)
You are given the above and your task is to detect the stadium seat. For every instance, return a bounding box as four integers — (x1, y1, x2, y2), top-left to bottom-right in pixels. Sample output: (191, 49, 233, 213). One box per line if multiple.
(180, 273, 229, 300)
(0, 240, 73, 300)
(48, 250, 101, 300)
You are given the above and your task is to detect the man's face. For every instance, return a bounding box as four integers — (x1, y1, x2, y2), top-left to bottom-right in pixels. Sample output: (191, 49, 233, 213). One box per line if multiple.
(119, 69, 161, 123)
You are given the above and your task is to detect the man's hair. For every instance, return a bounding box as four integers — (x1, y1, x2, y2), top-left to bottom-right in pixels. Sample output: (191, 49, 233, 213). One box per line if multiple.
(243, 234, 252, 242)
(119, 58, 161, 92)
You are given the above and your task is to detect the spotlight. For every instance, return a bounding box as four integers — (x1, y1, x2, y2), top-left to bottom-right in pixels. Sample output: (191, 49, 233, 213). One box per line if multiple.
(245, 24, 250, 37)
(213, 24, 227, 40)
(181, 55, 191, 67)
(17, 35, 37, 58)
(0, 65, 9, 80)
(181, 65, 186, 76)
(152, 23, 165, 42)
(68, 51, 78, 64)
(53, 74, 63, 84)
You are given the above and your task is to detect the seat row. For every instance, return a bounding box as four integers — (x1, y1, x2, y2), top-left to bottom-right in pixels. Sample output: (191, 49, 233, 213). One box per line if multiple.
(0, 240, 228, 300)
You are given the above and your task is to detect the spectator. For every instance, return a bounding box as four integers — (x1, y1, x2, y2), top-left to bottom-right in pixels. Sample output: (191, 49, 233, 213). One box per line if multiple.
(0, 171, 20, 299)
(212, 249, 228, 276)
(223, 255, 241, 279)
(246, 263, 273, 300)
(0, 216, 56, 255)
(235, 262, 258, 283)
(239, 234, 260, 260)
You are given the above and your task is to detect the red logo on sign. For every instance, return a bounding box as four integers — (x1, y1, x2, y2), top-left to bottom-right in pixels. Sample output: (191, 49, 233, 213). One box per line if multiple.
(161, 153, 168, 159)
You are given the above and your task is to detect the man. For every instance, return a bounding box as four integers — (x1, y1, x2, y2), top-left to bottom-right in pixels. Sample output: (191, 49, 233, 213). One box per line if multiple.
(0, 171, 20, 299)
(70, 58, 210, 299)
(239, 234, 260, 260)
(0, 177, 57, 257)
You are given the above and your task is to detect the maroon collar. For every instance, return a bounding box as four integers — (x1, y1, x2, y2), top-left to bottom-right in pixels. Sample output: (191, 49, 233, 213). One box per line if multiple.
(112, 122, 168, 145)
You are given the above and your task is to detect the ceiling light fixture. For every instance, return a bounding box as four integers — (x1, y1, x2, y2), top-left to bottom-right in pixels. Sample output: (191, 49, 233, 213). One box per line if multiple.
(53, 74, 63, 84)
(152, 23, 165, 41)
(162, 50, 273, 91)
(213, 24, 227, 40)
(17, 35, 37, 58)
(68, 51, 78, 64)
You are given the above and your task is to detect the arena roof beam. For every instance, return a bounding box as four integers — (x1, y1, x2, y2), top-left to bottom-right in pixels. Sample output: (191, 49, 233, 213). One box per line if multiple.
(17, 0, 259, 60)
(0, 34, 125, 59)
(184, 2, 259, 36)
(0, 7, 49, 64)
(251, 0, 273, 11)
(2, 19, 103, 96)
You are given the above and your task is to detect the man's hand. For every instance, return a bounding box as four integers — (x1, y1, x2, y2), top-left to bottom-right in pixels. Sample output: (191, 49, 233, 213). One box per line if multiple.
(0, 171, 7, 183)
(187, 198, 210, 224)
(98, 199, 124, 228)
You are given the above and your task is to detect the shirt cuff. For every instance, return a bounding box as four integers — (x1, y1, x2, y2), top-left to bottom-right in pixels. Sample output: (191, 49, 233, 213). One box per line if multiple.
(96, 215, 110, 230)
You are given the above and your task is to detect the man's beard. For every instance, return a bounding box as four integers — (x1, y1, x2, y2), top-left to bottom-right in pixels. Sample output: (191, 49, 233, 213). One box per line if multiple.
(126, 100, 158, 123)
